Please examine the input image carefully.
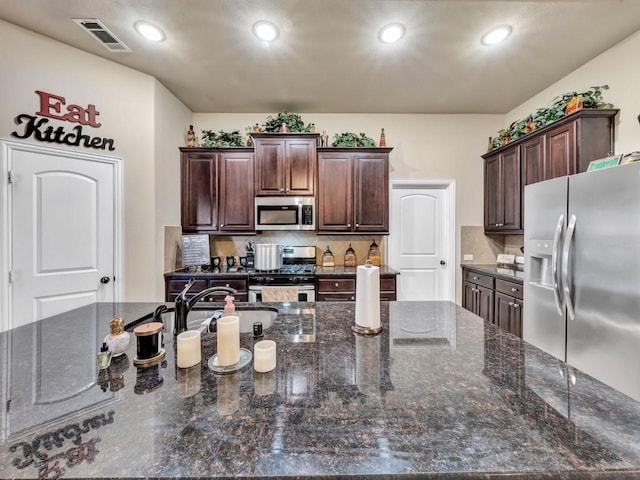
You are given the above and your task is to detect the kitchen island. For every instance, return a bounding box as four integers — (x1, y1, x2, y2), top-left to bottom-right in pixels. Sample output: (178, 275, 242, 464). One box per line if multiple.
(1, 301, 640, 479)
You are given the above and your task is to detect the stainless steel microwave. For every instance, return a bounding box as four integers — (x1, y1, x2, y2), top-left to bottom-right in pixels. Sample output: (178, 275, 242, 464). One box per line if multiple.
(254, 197, 315, 231)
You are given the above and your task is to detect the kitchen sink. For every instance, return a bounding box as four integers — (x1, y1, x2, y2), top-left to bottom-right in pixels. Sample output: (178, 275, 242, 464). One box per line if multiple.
(126, 306, 278, 334)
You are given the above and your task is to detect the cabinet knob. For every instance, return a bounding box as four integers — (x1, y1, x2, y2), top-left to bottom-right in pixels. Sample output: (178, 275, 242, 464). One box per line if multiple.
(355, 223, 359, 227)
(280, 188, 284, 192)
(213, 224, 217, 228)
(509, 302, 514, 307)
(225, 283, 230, 287)
(347, 223, 351, 228)
(334, 282, 339, 288)
(440, 260, 446, 265)
(100, 276, 111, 284)
(511, 287, 518, 292)
(473, 276, 479, 280)
(350, 296, 355, 301)
(513, 303, 520, 309)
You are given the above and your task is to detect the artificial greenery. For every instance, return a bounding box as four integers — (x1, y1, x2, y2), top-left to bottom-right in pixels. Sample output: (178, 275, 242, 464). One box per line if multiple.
(201, 129, 244, 147)
(261, 111, 313, 133)
(331, 132, 377, 148)
(490, 85, 613, 151)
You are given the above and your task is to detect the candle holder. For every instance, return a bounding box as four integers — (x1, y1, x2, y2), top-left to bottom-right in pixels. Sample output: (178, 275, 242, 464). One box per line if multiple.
(208, 348, 253, 374)
(351, 324, 383, 336)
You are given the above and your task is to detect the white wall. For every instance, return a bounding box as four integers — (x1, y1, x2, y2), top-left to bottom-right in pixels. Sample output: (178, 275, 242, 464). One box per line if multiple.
(0, 20, 190, 302)
(504, 30, 640, 155)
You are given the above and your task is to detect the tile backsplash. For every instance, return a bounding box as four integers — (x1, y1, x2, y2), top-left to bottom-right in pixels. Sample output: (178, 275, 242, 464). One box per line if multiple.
(460, 226, 523, 265)
(164, 226, 385, 272)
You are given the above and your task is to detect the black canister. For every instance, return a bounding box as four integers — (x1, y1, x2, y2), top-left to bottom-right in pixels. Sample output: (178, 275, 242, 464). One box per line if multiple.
(133, 322, 165, 366)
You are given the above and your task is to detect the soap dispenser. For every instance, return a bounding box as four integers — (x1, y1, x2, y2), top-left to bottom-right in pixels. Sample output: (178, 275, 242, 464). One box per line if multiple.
(322, 246, 335, 267)
(368, 239, 381, 266)
(344, 244, 357, 267)
(224, 295, 236, 315)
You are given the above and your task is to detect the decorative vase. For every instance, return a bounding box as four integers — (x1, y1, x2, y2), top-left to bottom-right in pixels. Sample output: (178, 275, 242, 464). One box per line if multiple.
(379, 128, 386, 147)
(280, 122, 290, 133)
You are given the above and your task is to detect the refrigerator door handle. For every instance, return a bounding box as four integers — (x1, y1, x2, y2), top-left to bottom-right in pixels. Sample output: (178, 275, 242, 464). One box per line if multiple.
(561, 214, 577, 321)
(551, 214, 565, 316)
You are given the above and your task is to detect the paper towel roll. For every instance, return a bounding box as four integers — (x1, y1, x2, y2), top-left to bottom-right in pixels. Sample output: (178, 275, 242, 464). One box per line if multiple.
(355, 263, 380, 329)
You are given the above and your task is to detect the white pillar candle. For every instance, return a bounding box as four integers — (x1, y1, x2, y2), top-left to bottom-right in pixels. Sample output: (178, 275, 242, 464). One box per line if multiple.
(254, 339, 276, 373)
(217, 315, 240, 366)
(176, 330, 201, 369)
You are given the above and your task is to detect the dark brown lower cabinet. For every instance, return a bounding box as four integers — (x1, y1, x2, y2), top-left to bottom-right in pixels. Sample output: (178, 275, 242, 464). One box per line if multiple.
(494, 292, 523, 338)
(316, 275, 397, 301)
(462, 267, 524, 337)
(462, 269, 494, 324)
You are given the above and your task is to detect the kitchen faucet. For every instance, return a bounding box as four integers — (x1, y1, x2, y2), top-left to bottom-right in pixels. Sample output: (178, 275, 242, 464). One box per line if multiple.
(173, 278, 237, 335)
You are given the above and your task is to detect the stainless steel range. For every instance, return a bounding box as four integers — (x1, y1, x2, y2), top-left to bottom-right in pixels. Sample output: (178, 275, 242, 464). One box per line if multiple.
(248, 246, 316, 302)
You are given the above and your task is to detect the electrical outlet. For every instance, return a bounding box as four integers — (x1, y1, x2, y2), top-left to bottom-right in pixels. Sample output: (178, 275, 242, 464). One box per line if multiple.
(463, 254, 473, 261)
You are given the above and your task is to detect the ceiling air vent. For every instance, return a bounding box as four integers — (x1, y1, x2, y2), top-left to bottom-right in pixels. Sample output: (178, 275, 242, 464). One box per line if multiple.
(73, 18, 131, 52)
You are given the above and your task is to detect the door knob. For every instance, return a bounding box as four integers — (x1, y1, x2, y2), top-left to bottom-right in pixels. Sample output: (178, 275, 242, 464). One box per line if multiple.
(440, 260, 446, 265)
(100, 276, 111, 284)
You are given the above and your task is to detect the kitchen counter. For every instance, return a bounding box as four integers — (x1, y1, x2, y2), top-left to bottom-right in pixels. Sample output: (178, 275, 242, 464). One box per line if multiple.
(2, 301, 640, 479)
(315, 265, 400, 276)
(461, 263, 524, 283)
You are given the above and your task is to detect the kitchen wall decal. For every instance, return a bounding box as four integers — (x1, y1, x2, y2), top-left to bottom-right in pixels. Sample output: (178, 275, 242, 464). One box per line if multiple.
(11, 90, 116, 151)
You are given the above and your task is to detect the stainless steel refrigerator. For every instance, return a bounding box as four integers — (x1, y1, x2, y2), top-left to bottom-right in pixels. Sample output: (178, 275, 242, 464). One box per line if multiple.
(524, 162, 640, 402)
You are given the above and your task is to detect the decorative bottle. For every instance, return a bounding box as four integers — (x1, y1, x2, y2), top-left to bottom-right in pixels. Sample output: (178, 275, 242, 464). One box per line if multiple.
(368, 239, 381, 266)
(379, 128, 386, 147)
(322, 246, 335, 267)
(104, 317, 130, 357)
(344, 244, 357, 267)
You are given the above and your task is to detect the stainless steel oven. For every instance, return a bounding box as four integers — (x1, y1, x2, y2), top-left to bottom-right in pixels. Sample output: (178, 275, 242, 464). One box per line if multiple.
(248, 284, 315, 303)
(248, 246, 316, 302)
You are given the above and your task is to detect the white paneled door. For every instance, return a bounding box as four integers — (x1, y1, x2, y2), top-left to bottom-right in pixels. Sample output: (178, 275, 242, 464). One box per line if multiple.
(1, 141, 122, 330)
(389, 181, 455, 301)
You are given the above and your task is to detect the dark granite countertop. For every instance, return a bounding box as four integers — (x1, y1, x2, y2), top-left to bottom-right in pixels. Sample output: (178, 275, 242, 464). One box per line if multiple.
(461, 263, 525, 283)
(315, 265, 400, 276)
(165, 265, 401, 278)
(2, 301, 640, 479)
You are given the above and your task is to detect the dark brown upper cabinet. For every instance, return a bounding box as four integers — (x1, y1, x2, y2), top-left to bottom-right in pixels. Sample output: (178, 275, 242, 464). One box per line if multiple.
(317, 148, 392, 234)
(180, 147, 255, 234)
(483, 109, 618, 234)
(252, 133, 319, 196)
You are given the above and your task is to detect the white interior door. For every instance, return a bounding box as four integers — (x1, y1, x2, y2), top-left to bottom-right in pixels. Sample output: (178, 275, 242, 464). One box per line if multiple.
(389, 180, 455, 301)
(1, 141, 121, 330)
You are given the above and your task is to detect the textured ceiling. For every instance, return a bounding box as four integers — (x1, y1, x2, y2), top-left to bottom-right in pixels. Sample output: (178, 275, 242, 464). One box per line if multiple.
(1, 0, 640, 114)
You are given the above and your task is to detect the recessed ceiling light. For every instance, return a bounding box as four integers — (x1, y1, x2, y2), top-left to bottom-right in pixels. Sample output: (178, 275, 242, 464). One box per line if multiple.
(253, 21, 279, 42)
(134, 21, 165, 42)
(481, 25, 512, 46)
(378, 23, 405, 44)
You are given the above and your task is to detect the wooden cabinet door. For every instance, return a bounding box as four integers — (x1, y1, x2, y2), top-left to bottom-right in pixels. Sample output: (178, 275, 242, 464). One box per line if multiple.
(254, 138, 285, 195)
(546, 122, 576, 179)
(501, 147, 521, 231)
(484, 153, 501, 232)
(495, 291, 513, 332)
(181, 151, 218, 232)
(477, 285, 494, 324)
(522, 136, 545, 186)
(286, 138, 316, 195)
(462, 280, 476, 313)
(218, 152, 255, 232)
(353, 153, 389, 232)
(512, 300, 523, 338)
(317, 153, 353, 232)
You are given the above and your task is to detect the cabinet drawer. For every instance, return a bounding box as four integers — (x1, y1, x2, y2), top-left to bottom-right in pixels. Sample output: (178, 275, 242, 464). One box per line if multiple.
(318, 278, 356, 293)
(380, 277, 396, 292)
(463, 270, 494, 289)
(209, 278, 247, 292)
(317, 293, 356, 302)
(495, 278, 523, 300)
(167, 279, 208, 294)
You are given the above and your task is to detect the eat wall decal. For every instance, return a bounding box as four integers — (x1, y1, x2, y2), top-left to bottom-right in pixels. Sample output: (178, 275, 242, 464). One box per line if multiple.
(11, 90, 116, 151)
